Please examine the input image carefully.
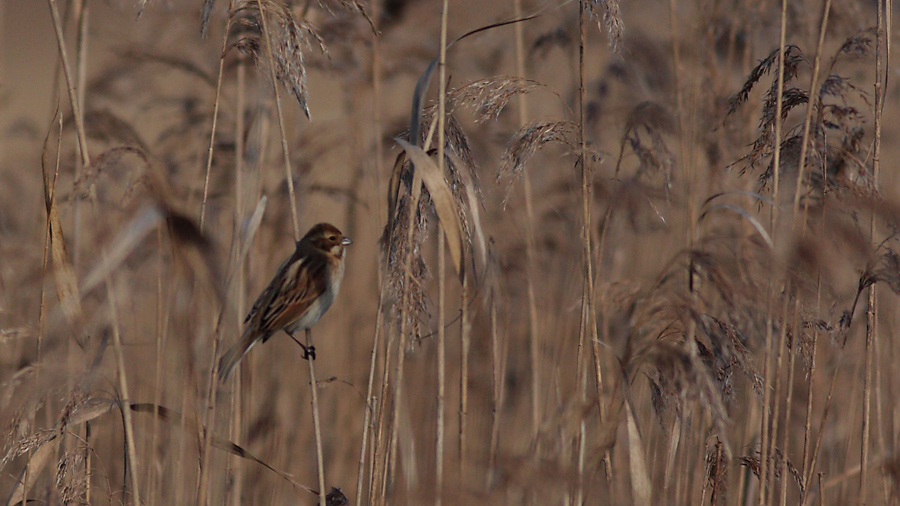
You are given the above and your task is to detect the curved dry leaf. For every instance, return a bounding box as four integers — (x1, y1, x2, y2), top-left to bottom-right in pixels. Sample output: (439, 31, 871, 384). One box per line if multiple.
(625, 400, 651, 505)
(41, 116, 82, 324)
(396, 139, 464, 280)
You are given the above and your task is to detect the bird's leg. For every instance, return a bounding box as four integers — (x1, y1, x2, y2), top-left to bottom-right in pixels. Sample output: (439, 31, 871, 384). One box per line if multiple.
(305, 329, 316, 360)
(287, 331, 316, 360)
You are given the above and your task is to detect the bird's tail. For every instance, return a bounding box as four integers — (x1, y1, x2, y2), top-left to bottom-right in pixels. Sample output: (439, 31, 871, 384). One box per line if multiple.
(218, 328, 262, 382)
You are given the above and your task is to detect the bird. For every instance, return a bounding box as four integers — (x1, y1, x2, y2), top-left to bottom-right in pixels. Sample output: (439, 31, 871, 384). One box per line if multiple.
(218, 223, 352, 381)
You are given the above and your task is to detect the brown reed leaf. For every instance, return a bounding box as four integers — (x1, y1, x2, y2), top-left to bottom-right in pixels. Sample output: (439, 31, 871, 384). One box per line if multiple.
(396, 139, 464, 280)
(41, 116, 82, 324)
(625, 400, 651, 504)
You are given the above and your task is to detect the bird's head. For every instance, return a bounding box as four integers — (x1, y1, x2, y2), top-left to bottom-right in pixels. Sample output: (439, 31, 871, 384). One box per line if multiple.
(303, 223, 352, 258)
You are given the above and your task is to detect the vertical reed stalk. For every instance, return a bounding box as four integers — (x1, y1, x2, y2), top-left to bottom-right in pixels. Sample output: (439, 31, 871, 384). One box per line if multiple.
(437, 0, 449, 498)
(229, 58, 248, 506)
(760, 1, 789, 502)
(488, 252, 506, 483)
(860, 0, 885, 501)
(199, 4, 236, 230)
(256, 0, 300, 240)
(356, 3, 384, 503)
(511, 0, 543, 449)
(436, 231, 446, 505)
(356, 283, 385, 505)
(149, 226, 167, 506)
(306, 329, 328, 506)
(575, 1, 592, 503)
(372, 324, 396, 506)
(106, 276, 142, 505)
(459, 276, 470, 474)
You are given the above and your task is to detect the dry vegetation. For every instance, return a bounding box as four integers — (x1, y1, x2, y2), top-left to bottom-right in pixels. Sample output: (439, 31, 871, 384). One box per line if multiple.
(0, 0, 898, 505)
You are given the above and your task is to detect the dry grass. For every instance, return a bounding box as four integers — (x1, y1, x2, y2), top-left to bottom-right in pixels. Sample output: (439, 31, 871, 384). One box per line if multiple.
(1, 0, 898, 505)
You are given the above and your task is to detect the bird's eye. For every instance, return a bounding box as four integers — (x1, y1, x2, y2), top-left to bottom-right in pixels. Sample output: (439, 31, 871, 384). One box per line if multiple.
(329, 235, 336, 241)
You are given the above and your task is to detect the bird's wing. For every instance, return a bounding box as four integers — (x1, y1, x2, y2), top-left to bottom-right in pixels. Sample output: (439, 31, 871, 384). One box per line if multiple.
(249, 251, 329, 337)
(244, 246, 312, 324)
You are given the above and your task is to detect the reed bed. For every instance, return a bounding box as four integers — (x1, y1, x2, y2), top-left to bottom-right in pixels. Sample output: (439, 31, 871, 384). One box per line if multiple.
(0, 0, 898, 505)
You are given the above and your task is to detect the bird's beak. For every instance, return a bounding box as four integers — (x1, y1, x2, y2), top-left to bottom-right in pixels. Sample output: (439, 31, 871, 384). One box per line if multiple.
(341, 237, 353, 246)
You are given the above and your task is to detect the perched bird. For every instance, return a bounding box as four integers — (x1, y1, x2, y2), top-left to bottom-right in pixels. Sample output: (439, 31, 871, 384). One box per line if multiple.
(218, 223, 352, 381)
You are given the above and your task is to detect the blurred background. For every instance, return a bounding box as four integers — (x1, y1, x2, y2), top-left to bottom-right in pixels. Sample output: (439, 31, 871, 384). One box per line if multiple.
(1, 0, 899, 505)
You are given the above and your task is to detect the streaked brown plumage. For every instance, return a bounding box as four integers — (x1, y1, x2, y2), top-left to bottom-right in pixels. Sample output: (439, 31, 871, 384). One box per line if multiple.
(218, 223, 351, 381)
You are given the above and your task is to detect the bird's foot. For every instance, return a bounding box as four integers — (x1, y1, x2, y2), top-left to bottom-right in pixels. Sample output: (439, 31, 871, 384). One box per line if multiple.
(300, 343, 316, 361)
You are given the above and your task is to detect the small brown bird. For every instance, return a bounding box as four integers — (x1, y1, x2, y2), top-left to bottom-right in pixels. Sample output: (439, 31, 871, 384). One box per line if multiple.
(218, 223, 352, 381)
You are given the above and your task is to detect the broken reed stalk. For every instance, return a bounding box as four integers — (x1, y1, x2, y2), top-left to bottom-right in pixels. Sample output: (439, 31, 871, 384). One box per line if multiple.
(437, 0, 449, 500)
(199, 3, 236, 231)
(860, 1, 885, 501)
